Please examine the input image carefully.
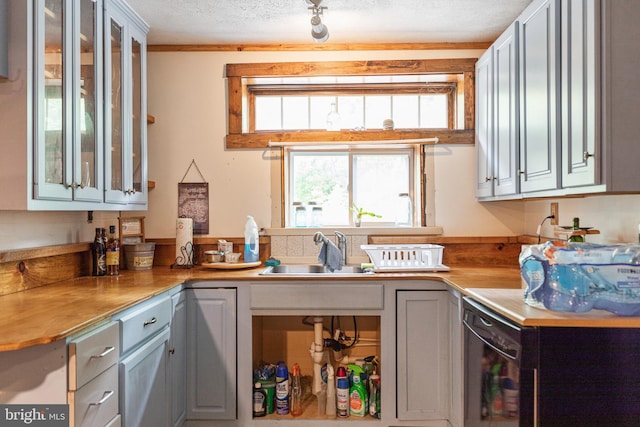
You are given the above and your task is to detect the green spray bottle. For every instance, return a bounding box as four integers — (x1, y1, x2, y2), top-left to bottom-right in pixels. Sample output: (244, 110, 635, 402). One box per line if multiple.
(348, 364, 368, 417)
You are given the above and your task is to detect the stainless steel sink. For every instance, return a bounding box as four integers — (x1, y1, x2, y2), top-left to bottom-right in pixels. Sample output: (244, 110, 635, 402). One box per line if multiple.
(259, 264, 371, 275)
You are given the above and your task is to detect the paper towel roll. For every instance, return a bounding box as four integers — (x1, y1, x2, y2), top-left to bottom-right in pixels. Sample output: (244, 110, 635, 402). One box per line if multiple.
(176, 218, 193, 265)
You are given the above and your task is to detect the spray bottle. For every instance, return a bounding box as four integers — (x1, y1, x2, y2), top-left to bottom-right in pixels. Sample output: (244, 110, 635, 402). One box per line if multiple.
(348, 364, 368, 417)
(275, 361, 289, 415)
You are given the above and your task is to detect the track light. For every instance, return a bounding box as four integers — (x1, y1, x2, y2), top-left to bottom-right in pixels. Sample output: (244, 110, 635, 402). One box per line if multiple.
(307, 0, 329, 43)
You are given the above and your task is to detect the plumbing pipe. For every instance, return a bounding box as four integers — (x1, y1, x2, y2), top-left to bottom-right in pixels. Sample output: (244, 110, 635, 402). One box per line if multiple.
(310, 317, 326, 396)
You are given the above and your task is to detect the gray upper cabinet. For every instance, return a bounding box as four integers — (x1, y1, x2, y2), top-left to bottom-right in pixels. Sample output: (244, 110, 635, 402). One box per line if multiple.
(475, 23, 520, 199)
(561, 0, 597, 188)
(474, 46, 494, 198)
(0, 0, 147, 211)
(561, 0, 640, 193)
(478, 0, 640, 200)
(518, 0, 560, 194)
(104, 0, 148, 206)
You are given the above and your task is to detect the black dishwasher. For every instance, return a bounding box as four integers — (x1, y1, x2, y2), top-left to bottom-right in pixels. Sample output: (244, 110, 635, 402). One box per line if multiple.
(464, 296, 640, 427)
(463, 296, 537, 427)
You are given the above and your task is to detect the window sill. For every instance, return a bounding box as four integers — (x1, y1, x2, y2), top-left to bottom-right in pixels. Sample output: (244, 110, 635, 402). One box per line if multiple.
(265, 226, 443, 237)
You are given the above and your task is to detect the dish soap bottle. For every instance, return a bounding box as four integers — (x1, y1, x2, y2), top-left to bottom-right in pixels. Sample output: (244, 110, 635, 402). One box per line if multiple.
(348, 364, 368, 417)
(244, 215, 259, 263)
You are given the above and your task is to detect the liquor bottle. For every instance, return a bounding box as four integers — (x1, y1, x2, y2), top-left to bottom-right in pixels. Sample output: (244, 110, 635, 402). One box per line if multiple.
(568, 217, 585, 242)
(92, 228, 106, 276)
(106, 225, 120, 276)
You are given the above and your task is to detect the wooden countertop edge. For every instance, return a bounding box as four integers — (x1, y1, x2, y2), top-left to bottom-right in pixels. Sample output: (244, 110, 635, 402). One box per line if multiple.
(2, 265, 639, 352)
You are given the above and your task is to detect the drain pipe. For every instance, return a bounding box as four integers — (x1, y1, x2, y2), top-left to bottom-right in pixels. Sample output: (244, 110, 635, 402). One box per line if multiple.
(309, 316, 326, 396)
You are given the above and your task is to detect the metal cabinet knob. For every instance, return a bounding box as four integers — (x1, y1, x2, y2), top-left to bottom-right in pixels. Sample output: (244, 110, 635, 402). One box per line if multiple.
(583, 151, 594, 161)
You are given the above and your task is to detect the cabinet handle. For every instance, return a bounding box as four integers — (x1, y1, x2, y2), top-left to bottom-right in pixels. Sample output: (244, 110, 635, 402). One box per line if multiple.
(517, 169, 525, 175)
(143, 317, 157, 327)
(126, 188, 137, 195)
(67, 182, 77, 189)
(169, 347, 175, 355)
(583, 151, 594, 161)
(90, 346, 115, 359)
(89, 390, 114, 406)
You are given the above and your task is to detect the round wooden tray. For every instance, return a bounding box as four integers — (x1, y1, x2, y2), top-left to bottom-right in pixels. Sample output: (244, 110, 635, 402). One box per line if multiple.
(201, 261, 262, 270)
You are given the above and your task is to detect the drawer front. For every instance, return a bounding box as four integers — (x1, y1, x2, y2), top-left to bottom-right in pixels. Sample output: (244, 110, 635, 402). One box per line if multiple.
(69, 322, 120, 390)
(250, 283, 384, 309)
(68, 364, 119, 427)
(119, 296, 171, 354)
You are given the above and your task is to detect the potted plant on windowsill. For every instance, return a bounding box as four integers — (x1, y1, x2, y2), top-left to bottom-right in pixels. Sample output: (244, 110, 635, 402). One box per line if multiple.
(351, 203, 381, 227)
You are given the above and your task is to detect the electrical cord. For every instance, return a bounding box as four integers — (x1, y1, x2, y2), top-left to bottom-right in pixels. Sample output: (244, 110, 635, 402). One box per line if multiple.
(537, 214, 555, 243)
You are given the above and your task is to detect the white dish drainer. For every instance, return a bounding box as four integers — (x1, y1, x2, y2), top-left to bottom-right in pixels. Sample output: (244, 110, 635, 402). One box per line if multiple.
(361, 244, 449, 272)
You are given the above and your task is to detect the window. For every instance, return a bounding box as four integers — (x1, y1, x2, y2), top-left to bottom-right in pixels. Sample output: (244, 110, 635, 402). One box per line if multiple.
(254, 93, 451, 131)
(225, 59, 477, 229)
(287, 147, 418, 227)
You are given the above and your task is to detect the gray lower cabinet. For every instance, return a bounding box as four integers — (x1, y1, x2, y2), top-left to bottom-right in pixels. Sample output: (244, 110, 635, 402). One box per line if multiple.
(116, 294, 172, 427)
(170, 291, 187, 427)
(120, 328, 170, 427)
(396, 290, 450, 421)
(186, 288, 237, 421)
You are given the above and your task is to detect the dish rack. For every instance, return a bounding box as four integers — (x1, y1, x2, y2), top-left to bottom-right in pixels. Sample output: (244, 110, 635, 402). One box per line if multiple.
(362, 244, 449, 272)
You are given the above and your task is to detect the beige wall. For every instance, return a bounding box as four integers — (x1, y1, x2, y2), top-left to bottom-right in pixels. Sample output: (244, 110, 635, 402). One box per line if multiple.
(136, 48, 526, 240)
(3, 48, 640, 251)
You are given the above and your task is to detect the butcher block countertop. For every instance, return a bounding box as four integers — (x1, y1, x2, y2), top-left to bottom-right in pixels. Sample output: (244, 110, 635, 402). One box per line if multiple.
(1, 264, 639, 352)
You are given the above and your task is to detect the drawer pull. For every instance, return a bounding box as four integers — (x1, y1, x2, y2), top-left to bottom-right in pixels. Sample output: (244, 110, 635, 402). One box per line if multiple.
(90, 390, 114, 406)
(143, 317, 157, 327)
(91, 346, 115, 359)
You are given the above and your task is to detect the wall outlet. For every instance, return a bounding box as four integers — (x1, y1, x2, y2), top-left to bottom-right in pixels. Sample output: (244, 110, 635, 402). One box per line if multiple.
(550, 203, 559, 225)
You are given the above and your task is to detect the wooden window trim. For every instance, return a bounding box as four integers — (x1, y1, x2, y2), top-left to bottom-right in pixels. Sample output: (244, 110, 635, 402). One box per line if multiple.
(226, 59, 477, 149)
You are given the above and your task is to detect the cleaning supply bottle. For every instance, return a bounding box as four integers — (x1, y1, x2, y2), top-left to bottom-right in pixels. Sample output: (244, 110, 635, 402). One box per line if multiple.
(336, 366, 349, 417)
(275, 361, 290, 415)
(253, 382, 267, 417)
(369, 374, 381, 418)
(290, 363, 303, 416)
(244, 215, 259, 262)
(348, 364, 368, 417)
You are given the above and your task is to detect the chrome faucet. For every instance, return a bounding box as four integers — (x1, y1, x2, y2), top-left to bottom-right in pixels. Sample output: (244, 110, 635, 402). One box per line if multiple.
(334, 231, 347, 265)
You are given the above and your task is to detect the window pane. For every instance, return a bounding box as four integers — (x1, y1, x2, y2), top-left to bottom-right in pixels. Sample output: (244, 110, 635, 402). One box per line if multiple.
(337, 96, 364, 130)
(353, 153, 410, 224)
(393, 95, 420, 128)
(420, 94, 448, 128)
(255, 96, 282, 130)
(365, 95, 391, 129)
(282, 96, 309, 130)
(290, 152, 349, 226)
(310, 96, 336, 130)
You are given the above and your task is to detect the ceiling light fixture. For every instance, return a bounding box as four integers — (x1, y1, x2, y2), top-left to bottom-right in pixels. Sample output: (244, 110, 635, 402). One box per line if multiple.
(306, 0, 329, 43)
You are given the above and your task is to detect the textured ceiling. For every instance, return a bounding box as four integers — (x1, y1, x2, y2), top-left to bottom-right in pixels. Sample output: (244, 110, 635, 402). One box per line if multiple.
(125, 0, 533, 45)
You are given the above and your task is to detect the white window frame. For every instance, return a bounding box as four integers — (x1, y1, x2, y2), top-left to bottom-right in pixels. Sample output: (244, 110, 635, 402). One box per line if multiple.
(281, 144, 424, 228)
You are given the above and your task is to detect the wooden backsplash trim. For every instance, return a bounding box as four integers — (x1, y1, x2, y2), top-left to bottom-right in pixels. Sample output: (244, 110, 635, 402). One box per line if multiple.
(0, 242, 90, 264)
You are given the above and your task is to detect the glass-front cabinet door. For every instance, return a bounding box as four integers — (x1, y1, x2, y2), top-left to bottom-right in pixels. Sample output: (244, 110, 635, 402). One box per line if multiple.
(104, 0, 148, 206)
(33, 0, 103, 204)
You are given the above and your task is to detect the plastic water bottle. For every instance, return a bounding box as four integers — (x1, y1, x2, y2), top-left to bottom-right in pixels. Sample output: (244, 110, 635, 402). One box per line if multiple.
(244, 215, 259, 263)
